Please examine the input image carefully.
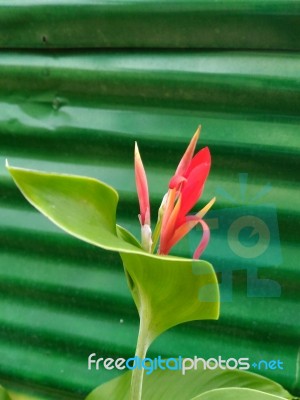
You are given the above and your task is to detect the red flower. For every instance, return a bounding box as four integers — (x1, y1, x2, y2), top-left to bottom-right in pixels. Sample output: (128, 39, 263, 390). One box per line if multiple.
(158, 126, 215, 258)
(135, 126, 215, 258)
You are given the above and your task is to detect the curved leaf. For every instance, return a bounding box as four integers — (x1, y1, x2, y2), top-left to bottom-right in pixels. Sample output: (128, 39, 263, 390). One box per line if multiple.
(191, 388, 289, 400)
(7, 164, 141, 254)
(85, 364, 294, 400)
(121, 252, 219, 343)
(7, 165, 219, 343)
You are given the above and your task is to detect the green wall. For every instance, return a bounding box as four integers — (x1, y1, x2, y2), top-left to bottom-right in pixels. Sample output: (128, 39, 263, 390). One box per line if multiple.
(0, 2, 299, 399)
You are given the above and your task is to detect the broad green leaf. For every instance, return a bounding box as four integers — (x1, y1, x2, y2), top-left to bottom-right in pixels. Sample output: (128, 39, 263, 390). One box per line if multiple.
(120, 252, 219, 343)
(191, 387, 290, 400)
(85, 364, 294, 400)
(7, 164, 142, 254)
(7, 165, 219, 344)
(0, 386, 12, 400)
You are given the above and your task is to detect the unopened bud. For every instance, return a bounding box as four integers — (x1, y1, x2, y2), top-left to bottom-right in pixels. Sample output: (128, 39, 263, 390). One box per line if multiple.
(141, 224, 153, 253)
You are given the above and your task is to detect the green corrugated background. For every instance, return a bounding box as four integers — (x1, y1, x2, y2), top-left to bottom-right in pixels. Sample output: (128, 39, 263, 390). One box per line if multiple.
(0, 1, 299, 399)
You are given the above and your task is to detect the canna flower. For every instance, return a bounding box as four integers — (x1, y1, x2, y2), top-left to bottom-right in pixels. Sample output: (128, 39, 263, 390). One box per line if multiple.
(135, 126, 215, 259)
(158, 126, 215, 258)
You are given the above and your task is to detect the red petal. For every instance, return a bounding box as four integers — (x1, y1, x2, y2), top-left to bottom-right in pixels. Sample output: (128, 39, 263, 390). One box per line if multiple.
(169, 126, 201, 189)
(176, 162, 210, 226)
(193, 219, 210, 259)
(135, 142, 150, 225)
(167, 215, 210, 258)
(169, 197, 215, 248)
(168, 174, 187, 189)
(185, 146, 211, 178)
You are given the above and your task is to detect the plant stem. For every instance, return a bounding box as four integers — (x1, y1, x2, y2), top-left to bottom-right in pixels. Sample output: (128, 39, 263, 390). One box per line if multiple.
(130, 317, 149, 400)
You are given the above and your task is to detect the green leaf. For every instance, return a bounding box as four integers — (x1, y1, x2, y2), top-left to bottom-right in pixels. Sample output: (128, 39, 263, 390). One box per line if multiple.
(0, 386, 42, 400)
(191, 387, 290, 400)
(7, 163, 142, 254)
(7, 393, 40, 400)
(120, 252, 219, 343)
(85, 365, 294, 400)
(0, 386, 12, 400)
(7, 165, 219, 341)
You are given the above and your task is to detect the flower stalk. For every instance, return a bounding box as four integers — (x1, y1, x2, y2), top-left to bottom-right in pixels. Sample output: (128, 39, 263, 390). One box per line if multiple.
(130, 316, 151, 400)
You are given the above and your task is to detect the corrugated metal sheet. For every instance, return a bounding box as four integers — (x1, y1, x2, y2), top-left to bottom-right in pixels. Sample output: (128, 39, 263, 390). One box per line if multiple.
(0, 2, 299, 400)
(0, 0, 300, 50)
